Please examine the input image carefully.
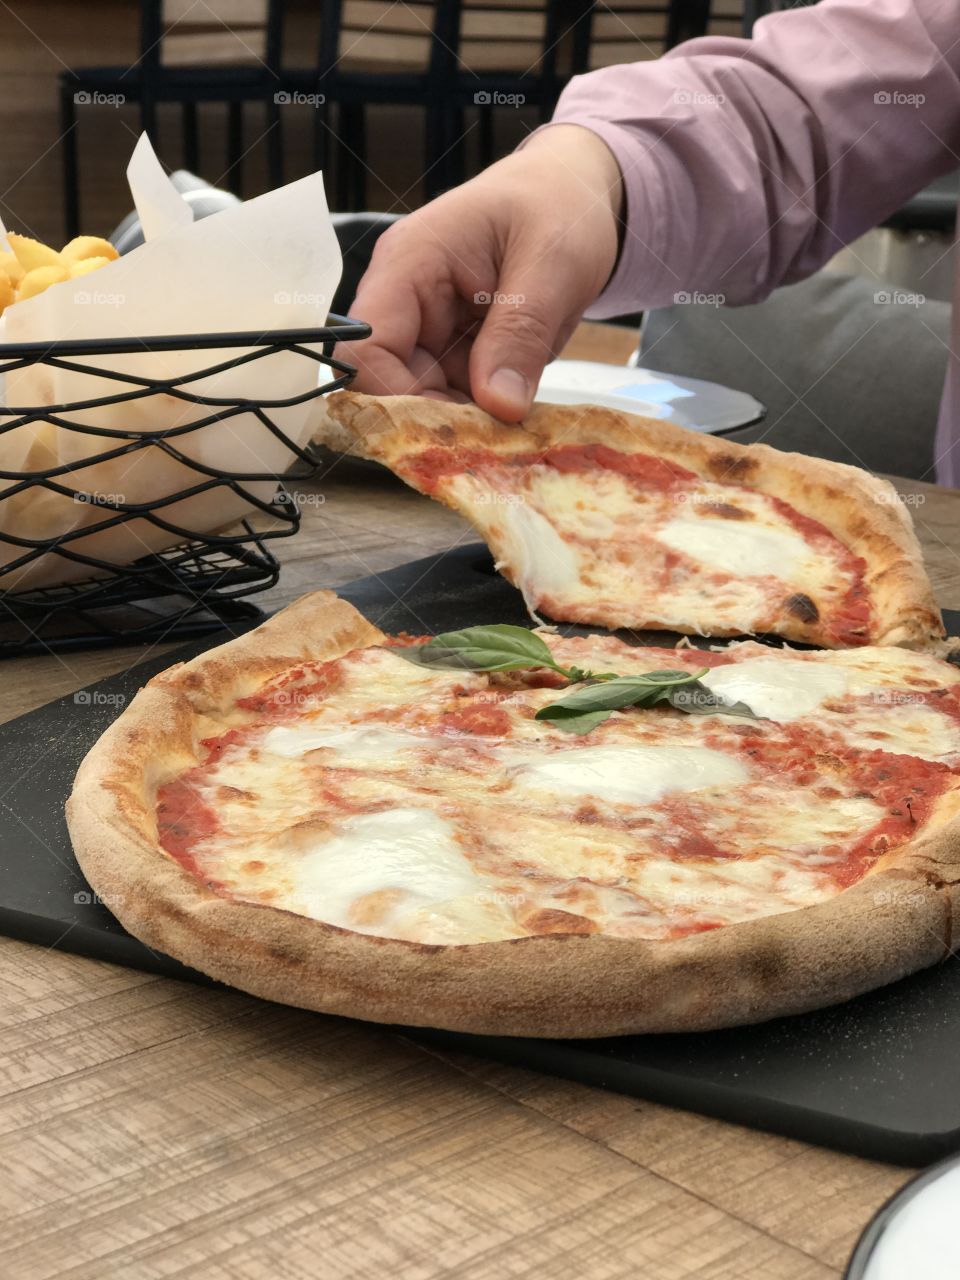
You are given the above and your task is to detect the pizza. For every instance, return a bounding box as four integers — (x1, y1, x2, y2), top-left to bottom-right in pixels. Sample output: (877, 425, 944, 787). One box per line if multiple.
(67, 591, 960, 1038)
(315, 392, 945, 652)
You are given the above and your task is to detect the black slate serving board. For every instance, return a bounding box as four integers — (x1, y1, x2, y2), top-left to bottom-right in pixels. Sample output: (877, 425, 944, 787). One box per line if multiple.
(2, 544, 959, 1167)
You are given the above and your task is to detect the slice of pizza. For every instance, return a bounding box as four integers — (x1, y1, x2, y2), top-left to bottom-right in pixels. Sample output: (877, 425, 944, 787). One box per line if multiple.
(315, 392, 945, 651)
(68, 591, 960, 1038)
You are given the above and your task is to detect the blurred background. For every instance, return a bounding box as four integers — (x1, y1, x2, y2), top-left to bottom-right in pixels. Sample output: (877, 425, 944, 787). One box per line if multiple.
(2, 0, 749, 247)
(1, 1, 953, 294)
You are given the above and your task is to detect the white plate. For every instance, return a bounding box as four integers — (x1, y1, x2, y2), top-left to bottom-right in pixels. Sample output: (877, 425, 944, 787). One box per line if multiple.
(845, 1152, 960, 1280)
(536, 359, 765, 435)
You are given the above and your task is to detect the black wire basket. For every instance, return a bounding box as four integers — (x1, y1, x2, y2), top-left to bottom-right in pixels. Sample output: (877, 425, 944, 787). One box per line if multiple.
(0, 316, 369, 657)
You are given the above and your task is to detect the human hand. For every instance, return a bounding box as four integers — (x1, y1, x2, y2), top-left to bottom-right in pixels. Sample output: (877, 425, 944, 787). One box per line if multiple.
(346, 124, 623, 421)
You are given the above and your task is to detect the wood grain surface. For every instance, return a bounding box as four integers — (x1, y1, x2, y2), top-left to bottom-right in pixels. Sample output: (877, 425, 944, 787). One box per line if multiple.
(2, 321, 955, 1278)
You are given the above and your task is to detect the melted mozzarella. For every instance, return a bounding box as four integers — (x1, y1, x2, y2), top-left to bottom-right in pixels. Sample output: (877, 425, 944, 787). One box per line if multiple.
(263, 724, 418, 764)
(708, 787, 883, 854)
(630, 851, 831, 913)
(833, 703, 960, 761)
(658, 514, 819, 579)
(829, 645, 956, 691)
(489, 500, 580, 603)
(511, 744, 749, 806)
(372, 650, 464, 687)
(288, 808, 486, 938)
(703, 657, 850, 722)
(701, 653, 960, 757)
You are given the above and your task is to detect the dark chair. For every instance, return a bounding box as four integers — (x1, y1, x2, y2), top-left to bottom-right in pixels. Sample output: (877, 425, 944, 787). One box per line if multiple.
(282, 0, 596, 209)
(280, 0, 451, 212)
(437, 0, 722, 190)
(330, 212, 404, 314)
(704, 0, 745, 38)
(583, 0, 709, 70)
(434, 0, 584, 188)
(882, 170, 958, 237)
(59, 0, 284, 240)
(742, 0, 811, 34)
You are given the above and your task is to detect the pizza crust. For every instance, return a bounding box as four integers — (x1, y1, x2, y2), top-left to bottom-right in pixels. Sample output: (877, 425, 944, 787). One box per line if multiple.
(316, 393, 946, 652)
(67, 591, 960, 1038)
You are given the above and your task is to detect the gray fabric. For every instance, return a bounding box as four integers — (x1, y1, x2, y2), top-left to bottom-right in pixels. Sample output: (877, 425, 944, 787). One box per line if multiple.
(637, 273, 950, 482)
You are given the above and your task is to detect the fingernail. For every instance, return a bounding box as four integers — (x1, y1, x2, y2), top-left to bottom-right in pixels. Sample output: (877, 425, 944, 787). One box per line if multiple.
(487, 367, 529, 414)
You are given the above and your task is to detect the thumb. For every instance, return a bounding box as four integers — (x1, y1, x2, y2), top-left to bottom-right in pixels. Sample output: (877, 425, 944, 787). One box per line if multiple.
(469, 267, 579, 422)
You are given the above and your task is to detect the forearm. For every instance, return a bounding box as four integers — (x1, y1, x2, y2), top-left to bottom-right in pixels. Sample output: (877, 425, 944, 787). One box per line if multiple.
(537, 0, 960, 316)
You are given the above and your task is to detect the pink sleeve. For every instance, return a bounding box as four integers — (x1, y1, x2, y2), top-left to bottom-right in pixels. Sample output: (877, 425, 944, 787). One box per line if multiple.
(544, 0, 960, 317)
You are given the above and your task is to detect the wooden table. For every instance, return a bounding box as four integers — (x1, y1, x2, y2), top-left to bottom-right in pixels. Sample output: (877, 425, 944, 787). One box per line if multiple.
(2, 322, 956, 1279)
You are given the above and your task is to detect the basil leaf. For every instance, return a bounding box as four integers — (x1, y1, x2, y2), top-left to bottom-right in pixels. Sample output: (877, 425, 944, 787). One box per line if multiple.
(627, 669, 706, 684)
(666, 681, 759, 719)
(393, 621, 762, 736)
(541, 709, 614, 736)
(534, 669, 706, 720)
(396, 624, 559, 673)
(536, 666, 759, 732)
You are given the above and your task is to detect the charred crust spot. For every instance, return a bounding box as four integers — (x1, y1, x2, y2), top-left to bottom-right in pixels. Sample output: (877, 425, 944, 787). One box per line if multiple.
(703, 501, 752, 520)
(751, 947, 789, 984)
(709, 454, 757, 482)
(783, 593, 820, 623)
(429, 425, 457, 446)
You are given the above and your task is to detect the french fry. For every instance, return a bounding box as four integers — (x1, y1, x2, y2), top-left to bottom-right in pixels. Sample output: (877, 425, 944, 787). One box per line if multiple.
(0, 272, 15, 317)
(0, 250, 25, 288)
(61, 235, 119, 265)
(68, 256, 113, 278)
(0, 232, 117, 309)
(17, 264, 70, 302)
(7, 233, 63, 274)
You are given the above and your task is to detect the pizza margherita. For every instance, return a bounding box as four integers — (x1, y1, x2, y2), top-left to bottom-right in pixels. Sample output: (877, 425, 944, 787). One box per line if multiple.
(67, 592, 960, 1038)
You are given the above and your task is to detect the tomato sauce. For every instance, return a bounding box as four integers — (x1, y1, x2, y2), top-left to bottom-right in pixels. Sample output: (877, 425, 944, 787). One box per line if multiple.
(437, 703, 512, 736)
(200, 727, 246, 765)
(911, 685, 960, 726)
(828, 750, 949, 886)
(635, 645, 735, 669)
(402, 443, 697, 495)
(724, 720, 950, 886)
(532, 444, 698, 491)
(523, 669, 569, 689)
(156, 777, 220, 879)
(236, 659, 345, 716)
(670, 918, 728, 938)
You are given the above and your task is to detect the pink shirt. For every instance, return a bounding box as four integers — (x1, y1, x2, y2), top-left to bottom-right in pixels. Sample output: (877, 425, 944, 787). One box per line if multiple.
(550, 0, 960, 483)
